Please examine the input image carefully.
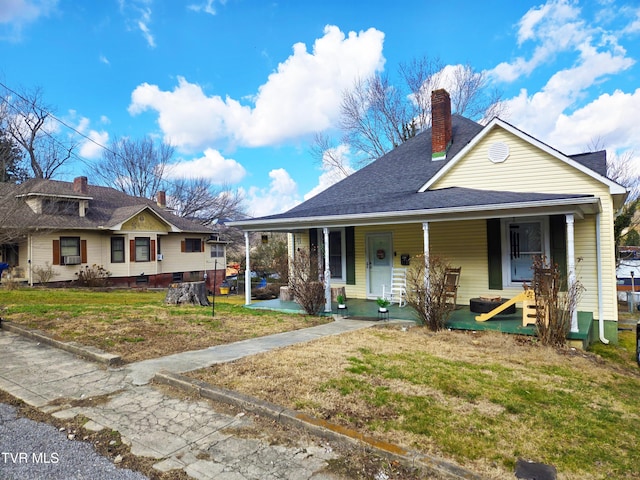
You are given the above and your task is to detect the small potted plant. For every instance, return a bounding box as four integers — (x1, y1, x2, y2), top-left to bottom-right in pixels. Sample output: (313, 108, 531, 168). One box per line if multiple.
(376, 297, 390, 313)
(337, 294, 347, 309)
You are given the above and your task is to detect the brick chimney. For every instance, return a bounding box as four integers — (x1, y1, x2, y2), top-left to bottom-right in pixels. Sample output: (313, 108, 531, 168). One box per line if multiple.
(431, 89, 452, 160)
(73, 176, 88, 194)
(156, 190, 166, 208)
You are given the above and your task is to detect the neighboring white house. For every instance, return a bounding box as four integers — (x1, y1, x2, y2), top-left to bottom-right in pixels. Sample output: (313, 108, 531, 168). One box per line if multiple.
(0, 177, 228, 291)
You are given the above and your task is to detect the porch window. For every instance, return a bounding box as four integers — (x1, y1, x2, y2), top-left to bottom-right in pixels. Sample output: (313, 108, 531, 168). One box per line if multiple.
(111, 237, 125, 263)
(502, 218, 549, 284)
(328, 230, 345, 280)
(309, 227, 355, 285)
(487, 216, 565, 290)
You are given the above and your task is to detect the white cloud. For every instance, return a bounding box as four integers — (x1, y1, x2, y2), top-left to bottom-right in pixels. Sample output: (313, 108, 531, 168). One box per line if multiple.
(501, 47, 634, 139)
(0, 0, 58, 40)
(165, 148, 246, 184)
(99, 54, 110, 65)
(187, 0, 220, 16)
(118, 0, 155, 48)
(71, 114, 109, 159)
(622, 7, 640, 34)
(493, 0, 636, 149)
(128, 25, 385, 150)
(550, 88, 640, 155)
(79, 130, 109, 159)
(242, 169, 301, 217)
(490, 0, 587, 82)
(304, 144, 354, 200)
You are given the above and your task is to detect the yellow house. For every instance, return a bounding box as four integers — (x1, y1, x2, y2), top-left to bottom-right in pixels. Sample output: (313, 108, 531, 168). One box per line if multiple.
(0, 178, 227, 291)
(231, 90, 627, 344)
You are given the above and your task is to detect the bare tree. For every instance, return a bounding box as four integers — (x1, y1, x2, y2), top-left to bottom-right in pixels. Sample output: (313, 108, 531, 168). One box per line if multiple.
(91, 136, 173, 199)
(0, 85, 75, 179)
(309, 133, 353, 178)
(321, 57, 505, 168)
(586, 138, 639, 249)
(166, 177, 245, 225)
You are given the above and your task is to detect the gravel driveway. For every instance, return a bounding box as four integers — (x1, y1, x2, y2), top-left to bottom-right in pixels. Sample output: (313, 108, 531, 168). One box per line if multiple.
(0, 403, 148, 480)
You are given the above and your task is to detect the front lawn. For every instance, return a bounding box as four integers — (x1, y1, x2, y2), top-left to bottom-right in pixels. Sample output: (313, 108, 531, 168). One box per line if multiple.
(0, 288, 329, 362)
(189, 326, 640, 480)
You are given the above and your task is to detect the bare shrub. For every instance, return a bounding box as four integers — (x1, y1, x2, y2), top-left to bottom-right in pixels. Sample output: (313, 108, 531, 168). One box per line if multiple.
(532, 256, 584, 347)
(289, 248, 325, 316)
(1, 267, 21, 290)
(32, 261, 58, 284)
(75, 264, 111, 288)
(406, 255, 453, 331)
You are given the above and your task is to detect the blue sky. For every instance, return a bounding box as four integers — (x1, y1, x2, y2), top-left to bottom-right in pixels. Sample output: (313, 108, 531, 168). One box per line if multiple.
(1, 0, 639, 217)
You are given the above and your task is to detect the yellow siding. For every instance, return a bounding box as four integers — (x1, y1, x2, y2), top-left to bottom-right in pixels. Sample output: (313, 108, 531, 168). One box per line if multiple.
(122, 212, 170, 232)
(288, 130, 621, 322)
(430, 128, 618, 321)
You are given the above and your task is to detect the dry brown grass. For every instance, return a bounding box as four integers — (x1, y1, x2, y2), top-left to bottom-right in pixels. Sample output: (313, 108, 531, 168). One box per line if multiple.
(2, 289, 330, 363)
(188, 325, 640, 480)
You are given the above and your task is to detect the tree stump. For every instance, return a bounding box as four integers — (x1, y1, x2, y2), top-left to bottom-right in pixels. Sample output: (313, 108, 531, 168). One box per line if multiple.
(280, 286, 294, 302)
(164, 281, 210, 306)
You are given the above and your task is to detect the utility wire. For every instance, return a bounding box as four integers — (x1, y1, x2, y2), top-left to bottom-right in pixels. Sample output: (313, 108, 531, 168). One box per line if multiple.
(0, 80, 205, 195)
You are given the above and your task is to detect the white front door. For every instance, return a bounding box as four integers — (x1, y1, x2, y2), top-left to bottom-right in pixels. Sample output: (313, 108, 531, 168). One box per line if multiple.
(366, 233, 392, 299)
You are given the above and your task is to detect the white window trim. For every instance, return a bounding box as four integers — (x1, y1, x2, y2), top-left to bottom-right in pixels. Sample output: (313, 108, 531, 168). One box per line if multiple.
(500, 217, 550, 287)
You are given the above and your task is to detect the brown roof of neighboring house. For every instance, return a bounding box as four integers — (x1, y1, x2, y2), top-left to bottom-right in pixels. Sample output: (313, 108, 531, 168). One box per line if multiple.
(0, 178, 212, 234)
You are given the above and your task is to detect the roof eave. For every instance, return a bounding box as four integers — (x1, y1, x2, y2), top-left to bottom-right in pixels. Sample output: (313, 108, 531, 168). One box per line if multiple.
(229, 197, 601, 231)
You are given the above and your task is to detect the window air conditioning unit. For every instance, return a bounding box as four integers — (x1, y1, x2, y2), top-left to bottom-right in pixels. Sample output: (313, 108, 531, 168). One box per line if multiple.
(157, 253, 163, 261)
(63, 255, 81, 265)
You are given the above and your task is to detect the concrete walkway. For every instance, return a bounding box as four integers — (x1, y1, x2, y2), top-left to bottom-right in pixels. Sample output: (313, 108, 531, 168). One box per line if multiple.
(125, 318, 379, 385)
(0, 319, 376, 480)
(0, 318, 478, 480)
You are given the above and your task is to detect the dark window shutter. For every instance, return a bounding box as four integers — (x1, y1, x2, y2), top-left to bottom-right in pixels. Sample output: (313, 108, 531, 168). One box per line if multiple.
(80, 240, 87, 263)
(309, 228, 318, 253)
(130, 239, 136, 262)
(487, 219, 502, 290)
(52, 240, 60, 265)
(345, 227, 356, 285)
(181, 240, 186, 253)
(150, 240, 156, 261)
(201, 239, 205, 252)
(549, 215, 567, 290)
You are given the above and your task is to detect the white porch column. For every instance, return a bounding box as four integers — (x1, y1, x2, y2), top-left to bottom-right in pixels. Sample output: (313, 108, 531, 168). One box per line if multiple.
(244, 231, 251, 306)
(423, 222, 430, 290)
(323, 227, 331, 313)
(565, 214, 578, 332)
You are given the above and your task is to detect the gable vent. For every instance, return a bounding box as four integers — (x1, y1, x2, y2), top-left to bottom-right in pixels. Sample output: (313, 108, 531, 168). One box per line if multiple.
(488, 142, 510, 163)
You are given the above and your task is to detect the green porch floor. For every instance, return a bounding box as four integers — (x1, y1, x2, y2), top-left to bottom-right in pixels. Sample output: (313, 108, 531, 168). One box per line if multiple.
(245, 298, 592, 343)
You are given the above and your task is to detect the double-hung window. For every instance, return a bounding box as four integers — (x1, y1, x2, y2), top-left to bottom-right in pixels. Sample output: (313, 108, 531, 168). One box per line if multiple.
(184, 238, 202, 253)
(111, 237, 125, 263)
(135, 237, 151, 262)
(502, 217, 549, 285)
(210, 244, 224, 258)
(60, 237, 81, 265)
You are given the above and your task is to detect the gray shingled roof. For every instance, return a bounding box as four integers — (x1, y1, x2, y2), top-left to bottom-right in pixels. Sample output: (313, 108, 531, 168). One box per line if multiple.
(0, 179, 212, 234)
(239, 115, 603, 225)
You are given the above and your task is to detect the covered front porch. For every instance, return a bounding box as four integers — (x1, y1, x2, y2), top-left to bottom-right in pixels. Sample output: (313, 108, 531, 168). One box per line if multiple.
(245, 298, 593, 347)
